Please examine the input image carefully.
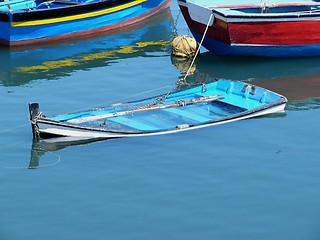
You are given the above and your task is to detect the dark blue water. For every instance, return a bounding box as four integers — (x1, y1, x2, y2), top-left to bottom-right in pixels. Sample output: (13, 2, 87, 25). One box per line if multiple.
(1, 1, 320, 240)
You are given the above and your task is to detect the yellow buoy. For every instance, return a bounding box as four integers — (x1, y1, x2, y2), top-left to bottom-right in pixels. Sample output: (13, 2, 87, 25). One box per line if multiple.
(171, 35, 199, 58)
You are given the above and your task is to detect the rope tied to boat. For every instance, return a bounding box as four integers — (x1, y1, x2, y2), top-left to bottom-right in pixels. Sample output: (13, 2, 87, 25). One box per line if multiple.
(132, 91, 172, 112)
(140, 100, 160, 109)
(30, 111, 42, 125)
(177, 12, 214, 90)
(30, 110, 42, 139)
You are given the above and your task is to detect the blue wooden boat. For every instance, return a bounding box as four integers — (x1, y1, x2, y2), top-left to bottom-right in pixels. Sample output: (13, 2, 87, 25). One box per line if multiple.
(29, 79, 287, 142)
(0, 0, 171, 47)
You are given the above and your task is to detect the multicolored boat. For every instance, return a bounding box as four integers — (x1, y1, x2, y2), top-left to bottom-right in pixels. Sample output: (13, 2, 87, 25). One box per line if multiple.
(178, 0, 320, 57)
(0, 0, 171, 47)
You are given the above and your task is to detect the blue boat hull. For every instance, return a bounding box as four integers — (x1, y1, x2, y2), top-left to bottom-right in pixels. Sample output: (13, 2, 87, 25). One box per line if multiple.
(0, 0, 171, 46)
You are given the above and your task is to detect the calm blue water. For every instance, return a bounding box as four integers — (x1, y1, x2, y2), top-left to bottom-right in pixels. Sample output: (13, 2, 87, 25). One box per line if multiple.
(1, 1, 320, 240)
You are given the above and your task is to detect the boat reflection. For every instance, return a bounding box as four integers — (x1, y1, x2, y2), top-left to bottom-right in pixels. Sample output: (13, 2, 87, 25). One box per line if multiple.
(29, 137, 110, 168)
(171, 52, 320, 101)
(0, 10, 174, 87)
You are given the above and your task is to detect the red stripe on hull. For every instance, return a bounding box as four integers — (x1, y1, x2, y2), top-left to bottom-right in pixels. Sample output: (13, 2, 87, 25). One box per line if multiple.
(229, 20, 320, 45)
(6, 0, 171, 47)
(179, 5, 231, 44)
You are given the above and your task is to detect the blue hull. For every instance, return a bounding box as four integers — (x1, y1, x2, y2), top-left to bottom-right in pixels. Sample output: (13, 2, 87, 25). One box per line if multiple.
(0, 0, 171, 46)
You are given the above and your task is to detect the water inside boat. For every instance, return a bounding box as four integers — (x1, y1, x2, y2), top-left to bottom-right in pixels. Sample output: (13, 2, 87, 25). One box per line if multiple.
(46, 80, 283, 133)
(73, 101, 246, 132)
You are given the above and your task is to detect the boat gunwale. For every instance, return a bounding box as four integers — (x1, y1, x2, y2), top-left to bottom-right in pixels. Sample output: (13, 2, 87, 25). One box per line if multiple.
(33, 97, 287, 136)
(178, 0, 320, 21)
(212, 9, 320, 21)
(3, 0, 143, 22)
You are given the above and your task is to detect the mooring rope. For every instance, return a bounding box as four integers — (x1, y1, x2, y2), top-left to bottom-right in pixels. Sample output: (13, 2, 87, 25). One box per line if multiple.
(68, 84, 175, 114)
(0, 123, 29, 134)
(0, 140, 29, 148)
(0, 145, 61, 169)
(178, 12, 214, 85)
(0, 124, 61, 169)
(94, 11, 215, 109)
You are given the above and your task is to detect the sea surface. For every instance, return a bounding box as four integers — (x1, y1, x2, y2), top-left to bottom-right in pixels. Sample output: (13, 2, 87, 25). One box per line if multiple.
(1, 1, 320, 240)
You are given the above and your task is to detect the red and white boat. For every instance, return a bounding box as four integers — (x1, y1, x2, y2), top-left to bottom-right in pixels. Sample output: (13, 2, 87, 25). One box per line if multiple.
(178, 0, 320, 57)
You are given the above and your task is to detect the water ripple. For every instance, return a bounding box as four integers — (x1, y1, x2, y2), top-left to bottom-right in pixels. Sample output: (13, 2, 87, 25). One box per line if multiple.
(286, 98, 320, 111)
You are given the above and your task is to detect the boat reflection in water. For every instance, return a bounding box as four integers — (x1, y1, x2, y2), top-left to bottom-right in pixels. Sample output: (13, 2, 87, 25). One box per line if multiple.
(29, 137, 108, 169)
(0, 9, 174, 87)
(172, 52, 320, 101)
